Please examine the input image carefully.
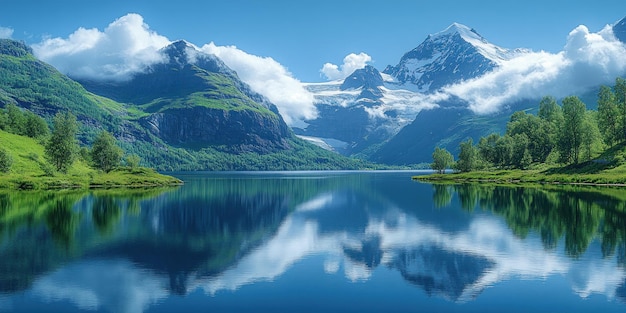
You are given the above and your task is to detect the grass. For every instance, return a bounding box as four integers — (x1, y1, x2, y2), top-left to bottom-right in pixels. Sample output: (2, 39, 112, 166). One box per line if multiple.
(416, 142, 626, 186)
(415, 165, 626, 186)
(0, 130, 182, 191)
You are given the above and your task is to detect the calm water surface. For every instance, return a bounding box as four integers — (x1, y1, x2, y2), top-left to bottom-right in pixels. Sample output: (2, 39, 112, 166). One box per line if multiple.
(1, 171, 626, 312)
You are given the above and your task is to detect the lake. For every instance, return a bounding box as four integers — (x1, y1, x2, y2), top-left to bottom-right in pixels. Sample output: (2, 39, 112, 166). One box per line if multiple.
(1, 171, 626, 312)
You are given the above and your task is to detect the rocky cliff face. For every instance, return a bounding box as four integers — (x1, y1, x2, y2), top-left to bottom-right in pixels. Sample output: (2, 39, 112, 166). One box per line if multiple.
(78, 40, 293, 153)
(140, 106, 291, 153)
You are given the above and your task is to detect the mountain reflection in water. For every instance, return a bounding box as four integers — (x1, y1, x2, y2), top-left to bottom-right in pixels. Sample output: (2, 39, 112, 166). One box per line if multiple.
(1, 172, 626, 312)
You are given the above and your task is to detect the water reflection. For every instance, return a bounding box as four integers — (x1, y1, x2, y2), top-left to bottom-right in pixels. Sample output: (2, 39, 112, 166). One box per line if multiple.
(1, 173, 626, 312)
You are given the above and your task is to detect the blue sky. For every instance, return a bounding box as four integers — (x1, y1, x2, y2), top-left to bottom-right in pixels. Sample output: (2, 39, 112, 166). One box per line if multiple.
(1, 0, 625, 82)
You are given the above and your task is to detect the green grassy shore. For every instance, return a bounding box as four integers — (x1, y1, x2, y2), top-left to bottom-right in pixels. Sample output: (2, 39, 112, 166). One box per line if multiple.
(414, 162, 626, 186)
(0, 130, 182, 190)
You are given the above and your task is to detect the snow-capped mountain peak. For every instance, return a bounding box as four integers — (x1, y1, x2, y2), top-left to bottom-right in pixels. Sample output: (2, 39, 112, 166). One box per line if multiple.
(383, 22, 526, 92)
(430, 23, 516, 62)
(431, 23, 483, 42)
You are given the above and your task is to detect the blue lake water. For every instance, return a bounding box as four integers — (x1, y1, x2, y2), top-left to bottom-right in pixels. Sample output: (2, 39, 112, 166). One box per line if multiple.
(1, 171, 626, 312)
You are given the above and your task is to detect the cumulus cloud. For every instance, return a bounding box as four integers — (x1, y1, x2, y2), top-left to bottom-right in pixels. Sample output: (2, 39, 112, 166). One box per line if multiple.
(321, 52, 372, 81)
(0, 26, 13, 39)
(443, 24, 626, 114)
(202, 43, 317, 125)
(28, 13, 317, 125)
(32, 13, 170, 81)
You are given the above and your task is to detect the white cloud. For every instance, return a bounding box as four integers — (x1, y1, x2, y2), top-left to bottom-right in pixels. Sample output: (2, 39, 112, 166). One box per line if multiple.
(32, 13, 170, 81)
(28, 13, 316, 125)
(321, 52, 372, 81)
(443, 24, 626, 114)
(202, 43, 317, 125)
(0, 26, 13, 39)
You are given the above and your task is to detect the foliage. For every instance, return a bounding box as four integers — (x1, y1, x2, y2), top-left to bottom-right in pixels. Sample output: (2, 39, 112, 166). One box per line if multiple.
(125, 154, 141, 170)
(0, 129, 181, 190)
(431, 184, 626, 258)
(0, 147, 12, 173)
(597, 85, 620, 147)
(45, 112, 79, 173)
(558, 96, 587, 164)
(430, 147, 454, 174)
(0, 103, 48, 139)
(90, 131, 122, 173)
(454, 138, 478, 172)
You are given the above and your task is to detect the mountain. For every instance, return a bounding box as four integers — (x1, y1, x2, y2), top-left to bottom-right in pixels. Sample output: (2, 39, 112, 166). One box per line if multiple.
(383, 23, 525, 92)
(78, 40, 291, 153)
(370, 101, 520, 165)
(614, 16, 626, 43)
(295, 66, 427, 156)
(0, 38, 370, 171)
(295, 23, 525, 160)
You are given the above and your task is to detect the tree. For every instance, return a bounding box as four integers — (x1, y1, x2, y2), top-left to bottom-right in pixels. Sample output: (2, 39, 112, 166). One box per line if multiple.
(125, 154, 141, 170)
(511, 133, 531, 169)
(91, 131, 123, 173)
(597, 85, 620, 146)
(24, 112, 49, 139)
(455, 138, 478, 173)
(431, 147, 454, 174)
(538, 96, 561, 123)
(6, 103, 26, 135)
(0, 148, 13, 173)
(494, 135, 514, 167)
(615, 77, 626, 140)
(45, 112, 78, 173)
(478, 133, 501, 166)
(538, 96, 563, 159)
(558, 96, 586, 164)
(581, 111, 602, 162)
(507, 111, 550, 163)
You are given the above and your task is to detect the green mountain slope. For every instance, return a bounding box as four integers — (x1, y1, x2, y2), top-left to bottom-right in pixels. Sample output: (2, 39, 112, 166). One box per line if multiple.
(0, 39, 369, 171)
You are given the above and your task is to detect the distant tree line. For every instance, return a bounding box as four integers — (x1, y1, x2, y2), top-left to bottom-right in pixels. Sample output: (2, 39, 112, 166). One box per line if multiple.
(431, 78, 626, 173)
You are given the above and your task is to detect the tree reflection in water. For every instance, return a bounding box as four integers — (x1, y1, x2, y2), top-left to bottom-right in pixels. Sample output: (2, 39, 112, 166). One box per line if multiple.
(432, 184, 626, 260)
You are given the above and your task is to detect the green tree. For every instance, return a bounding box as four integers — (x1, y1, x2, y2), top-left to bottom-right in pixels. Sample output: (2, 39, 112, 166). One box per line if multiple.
(597, 85, 620, 146)
(507, 111, 550, 163)
(615, 77, 626, 140)
(0, 147, 13, 173)
(538, 96, 561, 122)
(431, 147, 454, 174)
(455, 138, 478, 173)
(125, 154, 141, 170)
(24, 111, 49, 139)
(91, 131, 123, 173)
(558, 96, 586, 164)
(5, 103, 26, 135)
(478, 133, 501, 166)
(45, 112, 78, 173)
(494, 135, 514, 167)
(581, 111, 602, 162)
(511, 133, 532, 169)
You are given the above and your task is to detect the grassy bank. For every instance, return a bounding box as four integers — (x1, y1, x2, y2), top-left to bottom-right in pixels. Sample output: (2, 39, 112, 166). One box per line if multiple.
(0, 130, 182, 191)
(414, 165, 626, 186)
